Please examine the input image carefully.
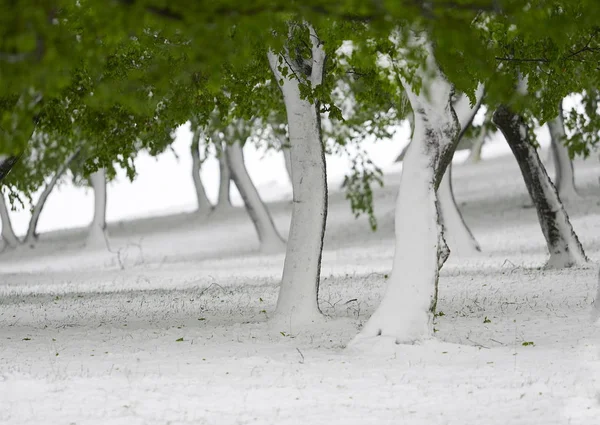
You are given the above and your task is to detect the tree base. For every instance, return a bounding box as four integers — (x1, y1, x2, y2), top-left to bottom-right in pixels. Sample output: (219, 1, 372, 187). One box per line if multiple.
(268, 309, 326, 336)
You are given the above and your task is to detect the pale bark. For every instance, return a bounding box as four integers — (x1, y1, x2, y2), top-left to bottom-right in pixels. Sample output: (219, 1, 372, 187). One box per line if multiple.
(547, 101, 579, 202)
(437, 165, 481, 255)
(282, 143, 293, 184)
(355, 45, 459, 344)
(435, 86, 484, 189)
(267, 23, 327, 326)
(394, 113, 414, 163)
(0, 192, 19, 247)
(226, 140, 286, 253)
(24, 148, 81, 245)
(86, 168, 108, 248)
(465, 121, 488, 164)
(190, 128, 212, 213)
(493, 105, 587, 268)
(436, 88, 484, 255)
(215, 140, 233, 211)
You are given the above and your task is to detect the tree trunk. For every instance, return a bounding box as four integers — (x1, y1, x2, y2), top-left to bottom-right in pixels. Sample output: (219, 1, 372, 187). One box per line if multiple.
(437, 164, 481, 255)
(493, 105, 587, 268)
(436, 88, 484, 256)
(215, 140, 233, 212)
(226, 140, 286, 253)
(465, 121, 488, 164)
(282, 143, 293, 184)
(547, 101, 579, 202)
(0, 191, 19, 248)
(394, 113, 414, 163)
(267, 24, 327, 326)
(190, 128, 212, 214)
(354, 48, 459, 344)
(434, 85, 484, 190)
(0, 156, 20, 183)
(24, 148, 81, 245)
(86, 168, 108, 248)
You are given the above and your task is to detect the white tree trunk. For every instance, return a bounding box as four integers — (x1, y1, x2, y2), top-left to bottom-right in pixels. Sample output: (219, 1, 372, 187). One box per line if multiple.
(267, 24, 327, 326)
(437, 165, 481, 255)
(354, 48, 459, 344)
(227, 140, 286, 253)
(547, 102, 579, 202)
(282, 143, 293, 184)
(465, 122, 487, 164)
(493, 105, 587, 268)
(215, 140, 233, 212)
(24, 148, 81, 245)
(0, 192, 19, 248)
(436, 88, 484, 256)
(86, 168, 108, 248)
(394, 114, 414, 163)
(191, 128, 212, 214)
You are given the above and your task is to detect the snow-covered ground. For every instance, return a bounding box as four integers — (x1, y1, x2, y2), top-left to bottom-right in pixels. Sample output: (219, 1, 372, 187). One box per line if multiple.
(1, 141, 600, 424)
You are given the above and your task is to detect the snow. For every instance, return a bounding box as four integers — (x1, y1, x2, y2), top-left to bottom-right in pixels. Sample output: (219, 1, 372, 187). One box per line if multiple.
(1, 125, 600, 423)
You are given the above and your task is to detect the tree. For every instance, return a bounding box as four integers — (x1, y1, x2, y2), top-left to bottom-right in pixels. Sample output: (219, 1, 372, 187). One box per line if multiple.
(189, 123, 213, 215)
(437, 88, 485, 256)
(221, 119, 286, 254)
(355, 36, 460, 343)
(86, 168, 108, 248)
(267, 23, 329, 325)
(464, 109, 494, 164)
(493, 105, 587, 268)
(0, 132, 82, 248)
(547, 100, 580, 202)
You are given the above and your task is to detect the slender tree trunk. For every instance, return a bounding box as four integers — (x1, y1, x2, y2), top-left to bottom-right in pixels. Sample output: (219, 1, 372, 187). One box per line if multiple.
(493, 105, 587, 268)
(0, 156, 20, 183)
(227, 140, 286, 253)
(267, 24, 327, 326)
(0, 191, 19, 248)
(394, 113, 414, 163)
(547, 101, 579, 202)
(190, 128, 212, 214)
(215, 140, 233, 212)
(355, 47, 459, 344)
(465, 121, 488, 164)
(24, 148, 81, 245)
(86, 168, 108, 248)
(436, 88, 484, 256)
(437, 164, 481, 255)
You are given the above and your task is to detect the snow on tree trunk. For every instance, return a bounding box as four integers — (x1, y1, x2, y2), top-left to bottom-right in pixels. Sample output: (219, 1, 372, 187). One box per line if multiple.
(354, 49, 459, 344)
(436, 88, 484, 256)
(435, 85, 484, 188)
(437, 164, 481, 255)
(547, 101, 579, 202)
(493, 105, 587, 268)
(0, 192, 19, 248)
(86, 168, 108, 248)
(215, 140, 233, 212)
(24, 148, 81, 245)
(226, 140, 286, 253)
(267, 24, 327, 326)
(190, 128, 212, 214)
